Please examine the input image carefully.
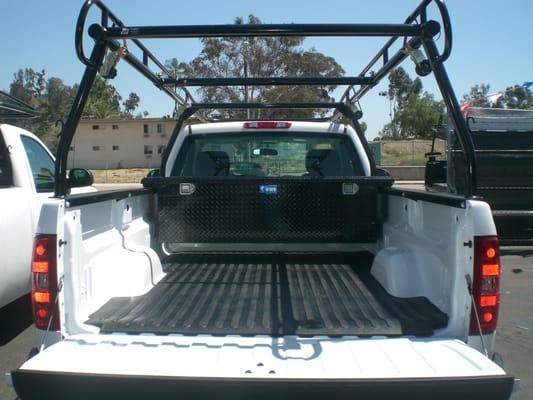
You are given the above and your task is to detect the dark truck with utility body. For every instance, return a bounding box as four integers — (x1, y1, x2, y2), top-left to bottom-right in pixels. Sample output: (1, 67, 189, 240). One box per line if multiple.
(426, 107, 533, 245)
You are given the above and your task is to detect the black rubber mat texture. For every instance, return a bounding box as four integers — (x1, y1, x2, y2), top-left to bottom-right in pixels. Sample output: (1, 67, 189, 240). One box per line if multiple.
(86, 254, 447, 336)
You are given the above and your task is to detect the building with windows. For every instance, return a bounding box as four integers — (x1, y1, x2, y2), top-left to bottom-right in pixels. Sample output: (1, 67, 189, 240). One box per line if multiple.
(68, 118, 176, 169)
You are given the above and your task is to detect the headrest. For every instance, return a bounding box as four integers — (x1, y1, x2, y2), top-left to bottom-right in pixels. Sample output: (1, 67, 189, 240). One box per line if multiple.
(195, 151, 230, 176)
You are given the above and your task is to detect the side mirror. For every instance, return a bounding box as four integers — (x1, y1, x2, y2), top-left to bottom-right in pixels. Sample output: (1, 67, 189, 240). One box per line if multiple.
(67, 168, 93, 188)
(374, 167, 391, 177)
(146, 169, 160, 178)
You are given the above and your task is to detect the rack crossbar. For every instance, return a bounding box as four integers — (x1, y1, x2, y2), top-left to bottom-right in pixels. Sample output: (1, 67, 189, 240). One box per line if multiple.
(187, 102, 346, 110)
(97, 23, 424, 40)
(164, 76, 374, 87)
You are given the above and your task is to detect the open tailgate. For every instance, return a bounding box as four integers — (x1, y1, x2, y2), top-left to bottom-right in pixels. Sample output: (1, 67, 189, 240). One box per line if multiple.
(13, 334, 513, 400)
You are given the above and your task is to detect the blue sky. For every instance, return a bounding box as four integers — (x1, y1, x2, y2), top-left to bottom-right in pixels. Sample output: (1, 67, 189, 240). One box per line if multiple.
(1, 0, 532, 138)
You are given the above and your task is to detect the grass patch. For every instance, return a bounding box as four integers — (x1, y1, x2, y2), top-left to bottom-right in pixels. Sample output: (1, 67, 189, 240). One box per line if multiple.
(372, 139, 445, 166)
(380, 153, 428, 166)
(90, 168, 150, 184)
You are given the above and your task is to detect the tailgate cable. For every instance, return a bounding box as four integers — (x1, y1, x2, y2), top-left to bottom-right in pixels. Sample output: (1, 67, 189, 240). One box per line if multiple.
(465, 274, 489, 357)
(38, 275, 64, 353)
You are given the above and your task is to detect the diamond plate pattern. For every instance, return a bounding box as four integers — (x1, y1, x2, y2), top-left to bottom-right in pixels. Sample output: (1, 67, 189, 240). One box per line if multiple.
(155, 178, 381, 244)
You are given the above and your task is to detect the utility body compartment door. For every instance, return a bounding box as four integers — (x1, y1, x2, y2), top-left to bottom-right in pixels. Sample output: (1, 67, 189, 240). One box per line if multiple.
(13, 335, 513, 400)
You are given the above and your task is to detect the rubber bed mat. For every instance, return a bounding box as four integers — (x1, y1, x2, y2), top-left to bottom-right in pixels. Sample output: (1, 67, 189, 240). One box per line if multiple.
(86, 254, 447, 336)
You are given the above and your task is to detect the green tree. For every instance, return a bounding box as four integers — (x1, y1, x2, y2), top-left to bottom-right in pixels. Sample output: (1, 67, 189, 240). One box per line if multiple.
(164, 58, 192, 79)
(463, 83, 533, 109)
(496, 85, 533, 109)
(379, 68, 443, 139)
(4, 68, 143, 152)
(261, 50, 344, 118)
(386, 67, 422, 110)
(44, 78, 74, 119)
(395, 93, 444, 138)
(38, 77, 77, 149)
(462, 83, 491, 107)
(9, 68, 46, 106)
(184, 14, 344, 119)
(122, 92, 140, 117)
(7, 68, 64, 149)
(82, 76, 122, 119)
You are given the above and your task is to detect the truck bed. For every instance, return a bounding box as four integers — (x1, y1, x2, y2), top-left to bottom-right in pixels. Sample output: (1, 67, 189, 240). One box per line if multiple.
(86, 254, 447, 337)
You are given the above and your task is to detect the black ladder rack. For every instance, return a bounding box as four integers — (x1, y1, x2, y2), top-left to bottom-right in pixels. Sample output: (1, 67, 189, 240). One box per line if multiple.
(55, 0, 476, 198)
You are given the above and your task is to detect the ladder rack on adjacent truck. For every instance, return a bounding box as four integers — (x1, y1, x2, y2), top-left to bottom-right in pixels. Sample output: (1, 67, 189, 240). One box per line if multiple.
(0, 90, 40, 120)
(56, 0, 476, 197)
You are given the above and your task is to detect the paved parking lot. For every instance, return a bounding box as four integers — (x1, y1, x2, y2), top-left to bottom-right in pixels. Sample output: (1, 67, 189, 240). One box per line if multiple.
(495, 251, 533, 399)
(1, 253, 531, 399)
(0, 296, 33, 400)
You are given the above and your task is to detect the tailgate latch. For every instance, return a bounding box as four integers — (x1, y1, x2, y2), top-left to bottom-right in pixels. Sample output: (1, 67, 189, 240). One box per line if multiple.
(180, 183, 195, 195)
(343, 183, 359, 195)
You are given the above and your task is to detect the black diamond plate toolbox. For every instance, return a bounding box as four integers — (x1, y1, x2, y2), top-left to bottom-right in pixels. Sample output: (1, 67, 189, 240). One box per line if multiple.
(144, 177, 391, 244)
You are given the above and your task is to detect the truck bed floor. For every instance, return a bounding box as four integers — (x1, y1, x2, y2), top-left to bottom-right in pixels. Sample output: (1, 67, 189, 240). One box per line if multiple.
(86, 254, 447, 336)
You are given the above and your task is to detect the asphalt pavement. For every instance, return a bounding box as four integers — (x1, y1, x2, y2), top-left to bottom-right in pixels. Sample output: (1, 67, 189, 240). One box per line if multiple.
(495, 251, 533, 399)
(1, 253, 531, 400)
(0, 296, 34, 400)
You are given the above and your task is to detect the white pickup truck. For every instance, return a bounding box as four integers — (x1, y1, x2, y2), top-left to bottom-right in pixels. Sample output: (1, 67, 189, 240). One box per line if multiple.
(12, 120, 515, 399)
(9, 0, 517, 398)
(0, 124, 83, 309)
(0, 124, 95, 310)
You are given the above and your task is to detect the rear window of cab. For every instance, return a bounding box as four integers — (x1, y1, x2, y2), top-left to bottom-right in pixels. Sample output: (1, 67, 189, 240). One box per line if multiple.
(171, 132, 365, 177)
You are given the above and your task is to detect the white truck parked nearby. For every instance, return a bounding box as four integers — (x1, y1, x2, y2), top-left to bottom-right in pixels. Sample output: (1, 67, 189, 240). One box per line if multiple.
(0, 124, 55, 309)
(10, 0, 517, 399)
(0, 124, 94, 309)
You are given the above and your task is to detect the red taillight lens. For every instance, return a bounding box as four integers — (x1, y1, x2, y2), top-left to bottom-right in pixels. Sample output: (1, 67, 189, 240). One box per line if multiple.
(243, 121, 292, 129)
(469, 236, 500, 335)
(482, 264, 499, 276)
(31, 234, 60, 331)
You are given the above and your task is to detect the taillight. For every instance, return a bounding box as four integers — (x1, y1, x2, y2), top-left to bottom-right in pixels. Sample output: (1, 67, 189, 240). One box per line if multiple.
(243, 121, 292, 129)
(31, 234, 60, 331)
(469, 236, 500, 335)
